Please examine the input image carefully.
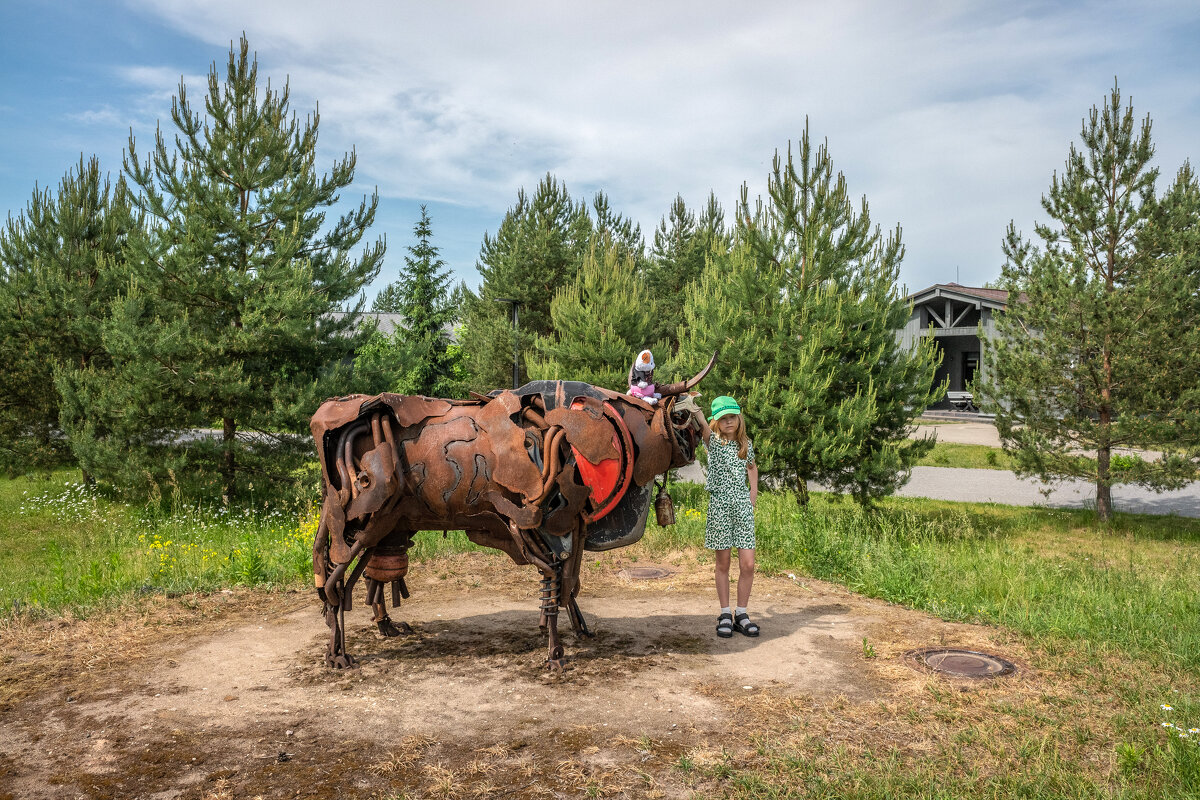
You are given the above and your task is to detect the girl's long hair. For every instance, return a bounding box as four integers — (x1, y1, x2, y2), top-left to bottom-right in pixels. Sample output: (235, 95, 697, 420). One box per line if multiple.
(709, 414, 749, 459)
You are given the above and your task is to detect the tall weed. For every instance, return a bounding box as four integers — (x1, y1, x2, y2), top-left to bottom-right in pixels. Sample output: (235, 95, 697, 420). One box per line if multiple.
(3, 477, 314, 615)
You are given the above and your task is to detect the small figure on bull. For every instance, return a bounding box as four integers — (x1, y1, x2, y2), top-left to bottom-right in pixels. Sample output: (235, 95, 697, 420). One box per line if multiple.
(627, 349, 662, 406)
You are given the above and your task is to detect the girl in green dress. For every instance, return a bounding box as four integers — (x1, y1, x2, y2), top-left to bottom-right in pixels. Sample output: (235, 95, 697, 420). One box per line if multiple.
(702, 396, 760, 638)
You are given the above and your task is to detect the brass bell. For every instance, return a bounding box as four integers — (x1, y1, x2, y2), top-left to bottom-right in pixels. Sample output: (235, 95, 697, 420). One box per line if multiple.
(654, 486, 676, 526)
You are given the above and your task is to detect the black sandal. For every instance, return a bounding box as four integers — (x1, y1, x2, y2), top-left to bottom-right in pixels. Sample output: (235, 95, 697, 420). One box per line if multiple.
(716, 612, 734, 638)
(733, 612, 760, 637)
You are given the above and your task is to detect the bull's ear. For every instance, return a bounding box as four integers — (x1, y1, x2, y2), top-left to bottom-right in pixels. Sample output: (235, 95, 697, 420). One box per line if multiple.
(658, 351, 718, 397)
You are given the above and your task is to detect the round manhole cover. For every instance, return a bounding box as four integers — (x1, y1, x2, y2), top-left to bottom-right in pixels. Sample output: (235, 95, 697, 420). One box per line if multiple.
(619, 566, 671, 580)
(907, 648, 1017, 678)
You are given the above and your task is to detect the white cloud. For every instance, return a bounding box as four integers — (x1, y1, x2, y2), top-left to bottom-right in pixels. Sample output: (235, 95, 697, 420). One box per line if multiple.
(66, 105, 127, 127)
(117, 0, 1200, 289)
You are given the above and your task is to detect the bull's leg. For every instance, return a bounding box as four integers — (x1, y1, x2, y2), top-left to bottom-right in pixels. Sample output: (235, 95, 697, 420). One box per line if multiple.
(319, 541, 378, 669)
(562, 529, 592, 638)
(566, 597, 592, 638)
(540, 561, 566, 671)
(506, 521, 567, 670)
(366, 576, 412, 637)
(324, 577, 356, 669)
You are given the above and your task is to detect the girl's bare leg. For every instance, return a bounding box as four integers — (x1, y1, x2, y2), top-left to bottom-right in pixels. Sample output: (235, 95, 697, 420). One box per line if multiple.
(736, 548, 755, 608)
(714, 548, 732, 608)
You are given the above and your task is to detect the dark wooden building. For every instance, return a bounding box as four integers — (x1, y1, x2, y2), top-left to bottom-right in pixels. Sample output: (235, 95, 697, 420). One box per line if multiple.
(896, 283, 1020, 404)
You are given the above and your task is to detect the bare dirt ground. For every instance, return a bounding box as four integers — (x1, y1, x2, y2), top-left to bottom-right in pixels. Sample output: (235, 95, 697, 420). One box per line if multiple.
(0, 551, 1037, 799)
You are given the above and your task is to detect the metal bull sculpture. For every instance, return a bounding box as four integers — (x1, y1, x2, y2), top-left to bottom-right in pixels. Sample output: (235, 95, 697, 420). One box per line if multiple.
(310, 354, 716, 669)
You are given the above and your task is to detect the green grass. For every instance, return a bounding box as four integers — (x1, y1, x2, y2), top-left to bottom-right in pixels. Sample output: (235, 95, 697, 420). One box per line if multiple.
(0, 471, 483, 616)
(915, 441, 1015, 469)
(0, 473, 310, 614)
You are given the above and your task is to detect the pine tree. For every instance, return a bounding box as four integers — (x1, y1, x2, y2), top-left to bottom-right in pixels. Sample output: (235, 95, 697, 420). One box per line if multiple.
(59, 37, 384, 501)
(526, 242, 667, 391)
(679, 122, 942, 505)
(589, 190, 645, 262)
(461, 174, 592, 389)
(0, 156, 137, 475)
(367, 206, 459, 396)
(979, 84, 1200, 522)
(647, 192, 730, 347)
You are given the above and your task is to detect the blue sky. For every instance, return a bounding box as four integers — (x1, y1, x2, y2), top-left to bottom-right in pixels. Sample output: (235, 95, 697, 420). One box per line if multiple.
(3, 1, 1198, 301)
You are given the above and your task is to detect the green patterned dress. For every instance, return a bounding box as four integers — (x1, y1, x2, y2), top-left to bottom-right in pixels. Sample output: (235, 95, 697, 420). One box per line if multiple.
(703, 436, 756, 550)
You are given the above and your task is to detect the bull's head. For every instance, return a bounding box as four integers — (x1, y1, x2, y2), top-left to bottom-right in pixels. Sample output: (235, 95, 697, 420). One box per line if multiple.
(658, 351, 718, 469)
(580, 352, 717, 552)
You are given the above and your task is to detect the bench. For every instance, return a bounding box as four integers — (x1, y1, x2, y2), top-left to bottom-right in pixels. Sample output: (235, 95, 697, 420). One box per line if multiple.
(946, 391, 977, 412)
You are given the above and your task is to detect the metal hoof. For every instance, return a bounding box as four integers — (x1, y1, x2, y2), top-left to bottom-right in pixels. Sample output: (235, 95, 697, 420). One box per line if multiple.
(377, 618, 413, 637)
(545, 657, 568, 672)
(326, 653, 358, 670)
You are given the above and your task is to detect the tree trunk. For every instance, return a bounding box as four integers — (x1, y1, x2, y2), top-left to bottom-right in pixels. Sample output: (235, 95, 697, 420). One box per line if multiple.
(1096, 444, 1112, 523)
(222, 416, 236, 505)
(793, 475, 810, 507)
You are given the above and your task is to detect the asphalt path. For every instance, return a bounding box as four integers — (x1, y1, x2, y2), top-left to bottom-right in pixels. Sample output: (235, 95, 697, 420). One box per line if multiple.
(905, 419, 1197, 516)
(894, 465, 1200, 518)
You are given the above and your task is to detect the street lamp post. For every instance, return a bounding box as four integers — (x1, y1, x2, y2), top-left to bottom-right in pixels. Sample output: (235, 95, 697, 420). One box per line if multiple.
(494, 298, 521, 389)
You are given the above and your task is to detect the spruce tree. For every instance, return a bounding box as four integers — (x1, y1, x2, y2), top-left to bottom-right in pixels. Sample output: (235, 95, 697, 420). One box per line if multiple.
(461, 174, 592, 389)
(59, 37, 383, 501)
(979, 84, 1200, 522)
(679, 122, 943, 505)
(526, 242, 667, 391)
(0, 157, 137, 475)
(367, 206, 459, 396)
(371, 283, 403, 315)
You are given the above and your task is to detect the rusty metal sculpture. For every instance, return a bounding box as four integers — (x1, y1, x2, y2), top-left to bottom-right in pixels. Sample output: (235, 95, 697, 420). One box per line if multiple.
(310, 355, 716, 670)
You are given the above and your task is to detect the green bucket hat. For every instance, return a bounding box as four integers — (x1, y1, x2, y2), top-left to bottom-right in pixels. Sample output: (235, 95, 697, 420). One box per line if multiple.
(708, 395, 742, 422)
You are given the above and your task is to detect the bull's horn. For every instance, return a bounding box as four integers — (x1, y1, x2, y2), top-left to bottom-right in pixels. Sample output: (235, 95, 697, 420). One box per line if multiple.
(659, 351, 719, 397)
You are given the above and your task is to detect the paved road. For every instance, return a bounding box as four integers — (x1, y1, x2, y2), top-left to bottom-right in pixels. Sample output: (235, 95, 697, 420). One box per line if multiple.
(895, 466, 1199, 518)
(909, 420, 1002, 447)
(902, 419, 1196, 515)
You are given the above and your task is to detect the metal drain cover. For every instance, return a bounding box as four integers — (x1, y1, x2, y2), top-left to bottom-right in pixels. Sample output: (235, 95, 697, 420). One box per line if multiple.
(619, 566, 671, 580)
(908, 648, 1017, 678)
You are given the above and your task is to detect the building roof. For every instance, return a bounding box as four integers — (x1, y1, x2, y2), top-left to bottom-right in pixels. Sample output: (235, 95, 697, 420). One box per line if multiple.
(325, 311, 407, 336)
(907, 283, 1027, 308)
(323, 311, 460, 343)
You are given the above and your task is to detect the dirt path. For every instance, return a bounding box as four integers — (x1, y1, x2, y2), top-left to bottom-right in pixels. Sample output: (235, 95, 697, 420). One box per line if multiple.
(0, 552, 1031, 799)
